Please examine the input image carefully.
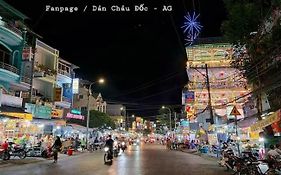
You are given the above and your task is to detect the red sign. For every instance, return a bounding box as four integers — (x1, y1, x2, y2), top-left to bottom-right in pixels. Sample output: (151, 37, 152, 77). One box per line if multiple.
(66, 113, 84, 120)
(22, 47, 32, 61)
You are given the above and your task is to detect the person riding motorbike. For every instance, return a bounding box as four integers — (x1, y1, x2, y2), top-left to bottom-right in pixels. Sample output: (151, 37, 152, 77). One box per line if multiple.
(105, 135, 114, 158)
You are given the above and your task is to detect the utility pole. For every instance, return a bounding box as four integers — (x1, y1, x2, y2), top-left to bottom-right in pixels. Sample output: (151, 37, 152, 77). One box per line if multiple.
(205, 64, 214, 124)
(174, 112, 177, 129)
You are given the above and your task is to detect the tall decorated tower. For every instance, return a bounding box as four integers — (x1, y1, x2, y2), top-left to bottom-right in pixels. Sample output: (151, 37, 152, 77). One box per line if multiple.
(183, 39, 251, 131)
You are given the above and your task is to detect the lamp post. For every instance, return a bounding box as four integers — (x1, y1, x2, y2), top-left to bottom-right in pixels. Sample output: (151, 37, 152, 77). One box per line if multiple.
(86, 78, 104, 150)
(162, 106, 172, 131)
(120, 106, 126, 131)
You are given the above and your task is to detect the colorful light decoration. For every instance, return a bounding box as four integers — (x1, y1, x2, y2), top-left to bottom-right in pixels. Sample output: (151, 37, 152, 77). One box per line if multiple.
(182, 12, 203, 46)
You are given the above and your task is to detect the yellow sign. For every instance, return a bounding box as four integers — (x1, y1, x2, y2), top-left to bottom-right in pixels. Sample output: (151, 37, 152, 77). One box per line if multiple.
(51, 109, 63, 118)
(230, 106, 241, 116)
(54, 88, 62, 102)
(0, 112, 32, 120)
(251, 110, 281, 132)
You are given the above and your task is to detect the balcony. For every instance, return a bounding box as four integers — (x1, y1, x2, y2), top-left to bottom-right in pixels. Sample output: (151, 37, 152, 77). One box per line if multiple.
(57, 69, 71, 77)
(20, 76, 31, 84)
(33, 64, 57, 81)
(0, 19, 23, 46)
(0, 61, 19, 75)
(0, 21, 22, 37)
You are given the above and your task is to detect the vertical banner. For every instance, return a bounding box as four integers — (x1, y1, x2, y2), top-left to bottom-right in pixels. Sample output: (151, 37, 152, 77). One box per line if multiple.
(54, 87, 62, 101)
(62, 83, 72, 102)
(72, 78, 79, 94)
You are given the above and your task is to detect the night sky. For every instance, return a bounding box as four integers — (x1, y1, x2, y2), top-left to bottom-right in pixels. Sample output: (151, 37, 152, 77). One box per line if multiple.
(6, 0, 226, 117)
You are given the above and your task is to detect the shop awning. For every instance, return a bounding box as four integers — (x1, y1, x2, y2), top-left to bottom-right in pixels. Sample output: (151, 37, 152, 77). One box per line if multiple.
(0, 112, 32, 120)
(250, 109, 281, 132)
(0, 105, 32, 120)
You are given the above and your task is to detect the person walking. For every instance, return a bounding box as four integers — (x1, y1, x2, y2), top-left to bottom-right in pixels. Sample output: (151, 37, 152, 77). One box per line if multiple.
(52, 136, 62, 163)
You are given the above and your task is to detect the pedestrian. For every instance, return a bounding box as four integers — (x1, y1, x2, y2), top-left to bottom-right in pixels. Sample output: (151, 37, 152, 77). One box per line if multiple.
(52, 136, 62, 163)
(80, 138, 86, 151)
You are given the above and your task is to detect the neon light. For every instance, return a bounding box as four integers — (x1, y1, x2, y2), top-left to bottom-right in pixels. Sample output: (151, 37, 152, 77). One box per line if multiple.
(181, 12, 203, 46)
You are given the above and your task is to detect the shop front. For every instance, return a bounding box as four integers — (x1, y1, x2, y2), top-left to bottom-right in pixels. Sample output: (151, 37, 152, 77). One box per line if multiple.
(0, 112, 34, 144)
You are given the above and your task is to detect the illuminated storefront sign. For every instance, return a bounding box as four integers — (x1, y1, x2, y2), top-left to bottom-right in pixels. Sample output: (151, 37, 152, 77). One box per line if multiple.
(251, 110, 281, 132)
(0, 112, 32, 120)
(71, 109, 81, 115)
(51, 109, 63, 118)
(66, 112, 84, 120)
(25, 103, 52, 119)
(72, 78, 79, 94)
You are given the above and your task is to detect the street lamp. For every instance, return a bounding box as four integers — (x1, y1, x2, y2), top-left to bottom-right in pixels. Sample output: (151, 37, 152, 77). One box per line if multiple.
(120, 107, 127, 131)
(86, 78, 105, 150)
(162, 106, 172, 131)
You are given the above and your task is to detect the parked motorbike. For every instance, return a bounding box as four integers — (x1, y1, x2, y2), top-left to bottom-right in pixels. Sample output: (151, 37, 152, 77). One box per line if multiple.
(0, 142, 10, 160)
(104, 146, 113, 164)
(8, 142, 26, 159)
(26, 143, 43, 157)
(41, 146, 53, 158)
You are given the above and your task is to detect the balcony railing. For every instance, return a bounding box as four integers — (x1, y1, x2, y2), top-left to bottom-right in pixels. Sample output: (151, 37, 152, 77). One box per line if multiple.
(57, 69, 71, 77)
(0, 61, 19, 75)
(21, 76, 31, 84)
(0, 20, 22, 37)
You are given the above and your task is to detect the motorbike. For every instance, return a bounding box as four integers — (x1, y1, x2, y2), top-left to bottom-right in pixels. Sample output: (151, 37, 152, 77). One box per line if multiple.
(41, 146, 53, 158)
(0, 142, 10, 160)
(8, 142, 26, 159)
(104, 146, 113, 164)
(25, 143, 43, 157)
(121, 142, 127, 152)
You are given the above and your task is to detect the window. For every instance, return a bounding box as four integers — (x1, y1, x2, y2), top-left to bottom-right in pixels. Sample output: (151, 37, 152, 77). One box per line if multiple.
(79, 94, 83, 99)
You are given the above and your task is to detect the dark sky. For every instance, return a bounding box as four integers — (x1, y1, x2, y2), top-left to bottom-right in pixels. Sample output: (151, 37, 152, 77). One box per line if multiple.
(7, 0, 226, 117)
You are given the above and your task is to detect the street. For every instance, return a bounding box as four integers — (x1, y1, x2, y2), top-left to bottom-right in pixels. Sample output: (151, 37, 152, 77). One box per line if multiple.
(1, 144, 229, 175)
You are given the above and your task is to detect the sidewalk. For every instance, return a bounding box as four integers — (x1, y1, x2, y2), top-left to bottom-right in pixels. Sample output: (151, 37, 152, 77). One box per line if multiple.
(180, 148, 220, 161)
(0, 150, 86, 168)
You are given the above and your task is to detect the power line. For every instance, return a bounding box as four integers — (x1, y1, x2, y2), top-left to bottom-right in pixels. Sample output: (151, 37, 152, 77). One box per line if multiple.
(111, 71, 184, 98)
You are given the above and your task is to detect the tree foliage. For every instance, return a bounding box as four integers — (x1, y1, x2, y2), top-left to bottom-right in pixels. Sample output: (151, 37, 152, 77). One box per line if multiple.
(68, 110, 116, 129)
(222, 0, 281, 136)
(222, 0, 281, 107)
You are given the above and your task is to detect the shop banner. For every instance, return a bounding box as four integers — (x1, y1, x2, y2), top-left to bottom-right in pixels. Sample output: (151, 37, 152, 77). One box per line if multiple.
(62, 83, 72, 103)
(25, 103, 52, 119)
(66, 112, 84, 120)
(51, 109, 63, 118)
(182, 91, 195, 105)
(251, 109, 281, 132)
(0, 112, 32, 120)
(54, 87, 62, 102)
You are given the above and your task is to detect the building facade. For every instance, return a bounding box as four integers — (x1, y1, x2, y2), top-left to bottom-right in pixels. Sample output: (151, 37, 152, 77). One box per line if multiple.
(184, 42, 251, 130)
(0, 1, 32, 106)
(72, 80, 107, 116)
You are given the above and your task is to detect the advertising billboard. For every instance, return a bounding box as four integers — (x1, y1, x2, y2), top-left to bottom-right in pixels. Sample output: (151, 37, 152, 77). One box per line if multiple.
(72, 78, 79, 94)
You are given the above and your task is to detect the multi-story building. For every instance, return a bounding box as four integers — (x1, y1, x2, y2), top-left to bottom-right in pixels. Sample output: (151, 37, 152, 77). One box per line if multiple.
(0, 1, 32, 111)
(184, 40, 251, 129)
(55, 57, 79, 109)
(72, 80, 107, 116)
(32, 39, 59, 104)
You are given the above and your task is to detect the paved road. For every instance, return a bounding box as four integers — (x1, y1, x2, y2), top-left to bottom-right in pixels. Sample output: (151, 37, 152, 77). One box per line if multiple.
(1, 143, 230, 175)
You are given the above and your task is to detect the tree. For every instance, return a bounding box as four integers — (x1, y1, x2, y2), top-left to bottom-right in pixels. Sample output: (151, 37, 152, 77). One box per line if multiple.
(89, 110, 116, 129)
(68, 110, 116, 129)
(221, 0, 281, 136)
